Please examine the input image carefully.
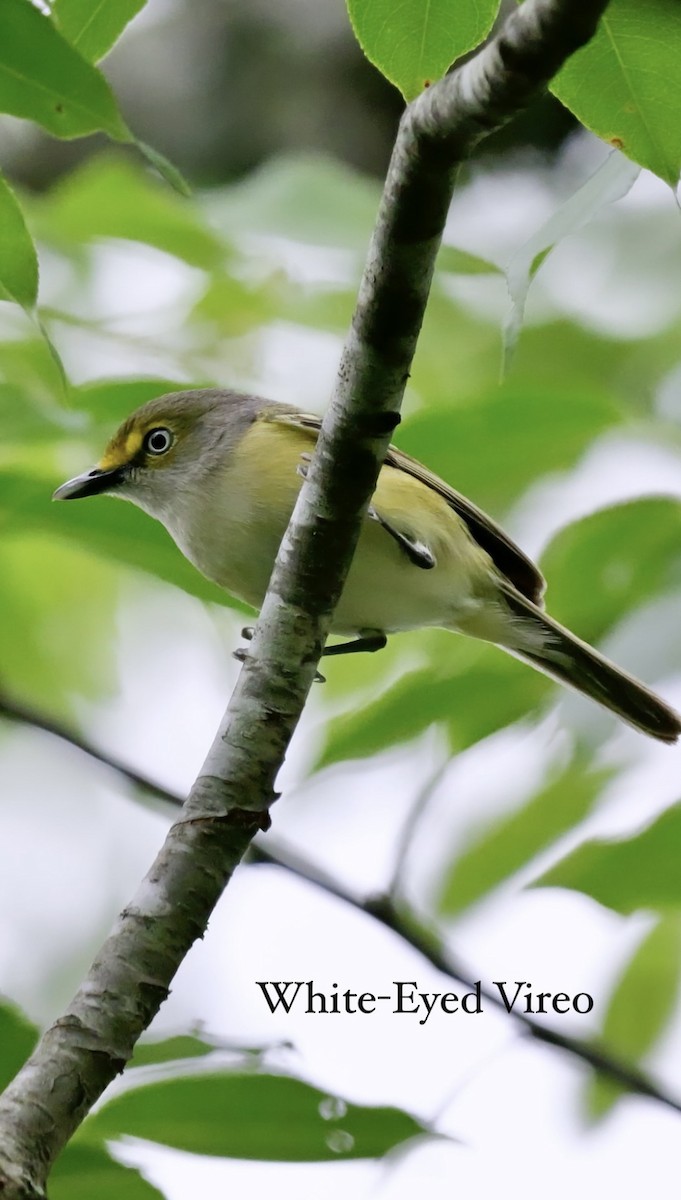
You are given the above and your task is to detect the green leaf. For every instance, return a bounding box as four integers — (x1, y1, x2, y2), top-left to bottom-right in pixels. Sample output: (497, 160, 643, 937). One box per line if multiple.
(32, 155, 223, 269)
(73, 377, 194, 430)
(503, 151, 639, 372)
(396, 386, 621, 513)
(0, 534, 119, 712)
(532, 801, 681, 914)
(0, 472, 230, 612)
(347, 0, 500, 100)
(552, 0, 681, 187)
(438, 761, 611, 917)
(204, 155, 380, 250)
(437, 244, 501, 276)
(0, 174, 39, 310)
(52, 1144, 163, 1200)
(85, 1072, 424, 1160)
(0, 0, 130, 141)
(318, 645, 551, 769)
(0, 998, 37, 1092)
(136, 141, 192, 197)
(540, 499, 681, 645)
(52, 0, 147, 63)
(129, 1034, 216, 1069)
(585, 915, 681, 1119)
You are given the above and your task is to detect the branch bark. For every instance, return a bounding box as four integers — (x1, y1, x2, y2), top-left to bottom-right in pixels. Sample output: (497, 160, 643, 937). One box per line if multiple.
(0, 1, 612, 1192)
(5, 687, 680, 1117)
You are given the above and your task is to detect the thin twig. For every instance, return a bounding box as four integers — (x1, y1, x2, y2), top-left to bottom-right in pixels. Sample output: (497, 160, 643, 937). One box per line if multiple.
(387, 756, 451, 904)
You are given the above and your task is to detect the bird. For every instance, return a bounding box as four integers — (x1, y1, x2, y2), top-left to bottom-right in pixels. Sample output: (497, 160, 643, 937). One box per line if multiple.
(53, 388, 681, 744)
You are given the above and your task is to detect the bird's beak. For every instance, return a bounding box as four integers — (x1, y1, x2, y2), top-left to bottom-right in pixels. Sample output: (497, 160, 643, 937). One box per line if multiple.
(52, 465, 126, 501)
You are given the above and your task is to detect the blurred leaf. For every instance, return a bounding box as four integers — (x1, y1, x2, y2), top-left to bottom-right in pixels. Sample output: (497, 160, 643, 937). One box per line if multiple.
(532, 801, 681, 913)
(552, 0, 681, 186)
(204, 155, 380, 250)
(0, 0, 129, 140)
(541, 499, 681, 644)
(585, 915, 681, 1119)
(85, 1072, 424, 1160)
(73, 377, 196, 432)
(347, 0, 499, 100)
(509, 321, 654, 402)
(0, 472, 231, 612)
(396, 385, 621, 512)
(195, 272, 357, 338)
(437, 245, 501, 276)
(136, 140, 192, 198)
(52, 0, 147, 63)
(409, 292, 504, 404)
(318, 644, 551, 768)
(0, 384, 70, 445)
(0, 535, 118, 711)
(52, 1144, 163, 1200)
(129, 1034, 216, 1069)
(0, 174, 39, 310)
(32, 155, 223, 269)
(438, 760, 611, 917)
(0, 336, 68, 407)
(503, 151, 639, 371)
(0, 997, 37, 1091)
(192, 274, 276, 337)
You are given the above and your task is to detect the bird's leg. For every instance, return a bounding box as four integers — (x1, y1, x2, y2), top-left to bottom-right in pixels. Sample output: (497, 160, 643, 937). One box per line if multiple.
(323, 632, 388, 657)
(367, 507, 436, 570)
(236, 625, 326, 682)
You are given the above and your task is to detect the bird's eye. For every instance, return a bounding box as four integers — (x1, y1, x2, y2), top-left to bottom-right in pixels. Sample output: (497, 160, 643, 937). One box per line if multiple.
(144, 427, 173, 456)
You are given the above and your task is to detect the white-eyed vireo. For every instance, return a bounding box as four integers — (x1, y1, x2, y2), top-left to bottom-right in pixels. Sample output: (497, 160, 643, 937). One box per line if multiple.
(53, 388, 681, 743)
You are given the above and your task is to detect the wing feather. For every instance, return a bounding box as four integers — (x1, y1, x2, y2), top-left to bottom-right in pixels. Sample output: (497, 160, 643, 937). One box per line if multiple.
(266, 408, 545, 605)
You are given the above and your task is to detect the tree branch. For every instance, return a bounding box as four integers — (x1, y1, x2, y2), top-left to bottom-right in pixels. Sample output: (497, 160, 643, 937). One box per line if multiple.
(0, 1, 613, 1192)
(4, 693, 679, 1118)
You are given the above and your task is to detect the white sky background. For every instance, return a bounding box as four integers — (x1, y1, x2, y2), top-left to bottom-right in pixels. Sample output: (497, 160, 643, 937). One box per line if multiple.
(2, 138, 681, 1199)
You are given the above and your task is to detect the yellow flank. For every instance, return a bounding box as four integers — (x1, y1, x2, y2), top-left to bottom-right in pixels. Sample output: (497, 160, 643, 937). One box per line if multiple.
(197, 416, 498, 637)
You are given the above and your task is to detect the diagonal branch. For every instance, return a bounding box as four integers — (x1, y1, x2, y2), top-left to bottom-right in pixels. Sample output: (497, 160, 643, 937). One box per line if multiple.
(0, 2, 614, 1193)
(4, 692, 680, 1116)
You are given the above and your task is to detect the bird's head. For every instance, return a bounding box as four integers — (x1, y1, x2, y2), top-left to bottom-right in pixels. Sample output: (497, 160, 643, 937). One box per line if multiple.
(53, 388, 263, 521)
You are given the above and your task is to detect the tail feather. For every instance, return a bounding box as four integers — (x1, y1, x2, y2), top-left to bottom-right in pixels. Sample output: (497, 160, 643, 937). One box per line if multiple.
(500, 584, 681, 744)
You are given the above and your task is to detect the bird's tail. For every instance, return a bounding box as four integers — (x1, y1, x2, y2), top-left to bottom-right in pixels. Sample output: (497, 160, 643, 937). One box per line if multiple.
(499, 583, 681, 744)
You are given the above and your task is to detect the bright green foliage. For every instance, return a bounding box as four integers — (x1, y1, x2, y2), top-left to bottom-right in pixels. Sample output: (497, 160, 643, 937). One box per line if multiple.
(0, 0, 129, 141)
(552, 0, 681, 186)
(129, 1033, 220, 1068)
(51, 1144, 163, 1200)
(0, 472, 229, 614)
(347, 0, 500, 100)
(438, 761, 611, 916)
(533, 803, 681, 913)
(83, 1072, 425, 1160)
(0, 176, 39, 310)
(397, 386, 620, 512)
(541, 499, 681, 644)
(318, 646, 552, 768)
(0, 999, 37, 1092)
(0, 534, 119, 713)
(585, 915, 681, 1119)
(31, 156, 225, 269)
(52, 0, 148, 63)
(205, 155, 381, 250)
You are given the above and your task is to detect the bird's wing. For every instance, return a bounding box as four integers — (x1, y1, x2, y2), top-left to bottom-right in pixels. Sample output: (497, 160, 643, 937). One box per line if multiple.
(266, 408, 545, 605)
